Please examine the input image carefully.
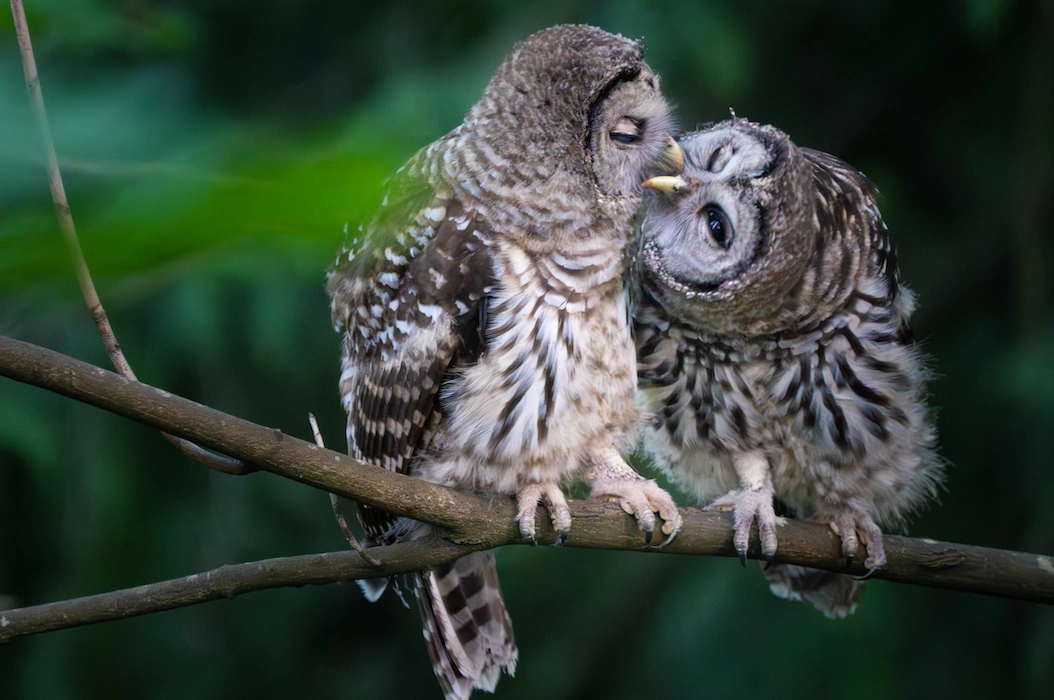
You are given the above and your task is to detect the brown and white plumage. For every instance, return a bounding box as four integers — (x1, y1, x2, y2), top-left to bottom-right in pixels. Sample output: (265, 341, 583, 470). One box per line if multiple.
(327, 25, 683, 698)
(634, 119, 943, 617)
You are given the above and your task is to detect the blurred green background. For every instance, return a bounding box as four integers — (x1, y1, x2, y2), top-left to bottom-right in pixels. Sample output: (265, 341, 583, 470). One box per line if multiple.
(2, 0, 1052, 698)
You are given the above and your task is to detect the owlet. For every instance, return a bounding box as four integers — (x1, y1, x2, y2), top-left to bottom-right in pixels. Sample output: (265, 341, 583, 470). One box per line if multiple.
(634, 119, 943, 617)
(327, 25, 684, 698)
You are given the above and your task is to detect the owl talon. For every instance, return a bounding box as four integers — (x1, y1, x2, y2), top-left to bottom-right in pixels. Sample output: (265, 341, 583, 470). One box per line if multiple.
(827, 509, 887, 570)
(515, 481, 572, 543)
(859, 520, 887, 570)
(556, 529, 570, 546)
(738, 550, 748, 568)
(853, 565, 878, 582)
(590, 477, 683, 547)
(705, 486, 779, 560)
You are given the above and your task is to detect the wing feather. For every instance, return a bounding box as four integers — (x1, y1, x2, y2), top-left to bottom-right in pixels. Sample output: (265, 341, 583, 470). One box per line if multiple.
(328, 166, 494, 544)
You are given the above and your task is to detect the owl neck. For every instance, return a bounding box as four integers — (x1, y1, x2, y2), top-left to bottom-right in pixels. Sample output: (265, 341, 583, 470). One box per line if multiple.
(495, 236, 626, 310)
(639, 272, 903, 364)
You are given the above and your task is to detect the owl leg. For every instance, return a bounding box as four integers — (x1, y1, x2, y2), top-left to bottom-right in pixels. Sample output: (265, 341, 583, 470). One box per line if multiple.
(514, 481, 572, 544)
(703, 452, 778, 563)
(587, 445, 683, 546)
(826, 506, 887, 570)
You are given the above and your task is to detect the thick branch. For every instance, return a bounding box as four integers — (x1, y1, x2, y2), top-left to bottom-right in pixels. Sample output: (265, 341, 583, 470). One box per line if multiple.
(0, 335, 505, 537)
(1, 334, 1052, 620)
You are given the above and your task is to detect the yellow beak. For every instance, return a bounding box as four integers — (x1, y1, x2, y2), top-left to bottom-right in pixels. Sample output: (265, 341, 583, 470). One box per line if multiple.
(656, 136, 685, 175)
(642, 175, 691, 194)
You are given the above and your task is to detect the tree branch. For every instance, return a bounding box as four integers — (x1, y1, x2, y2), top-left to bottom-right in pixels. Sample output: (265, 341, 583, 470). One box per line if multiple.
(1, 332, 1052, 644)
(0, 540, 480, 644)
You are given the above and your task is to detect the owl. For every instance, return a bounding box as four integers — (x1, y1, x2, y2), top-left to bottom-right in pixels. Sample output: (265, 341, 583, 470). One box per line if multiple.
(327, 25, 684, 699)
(633, 119, 943, 617)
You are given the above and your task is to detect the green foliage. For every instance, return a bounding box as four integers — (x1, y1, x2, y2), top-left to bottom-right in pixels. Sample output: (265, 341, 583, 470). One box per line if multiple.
(2, 1, 1052, 698)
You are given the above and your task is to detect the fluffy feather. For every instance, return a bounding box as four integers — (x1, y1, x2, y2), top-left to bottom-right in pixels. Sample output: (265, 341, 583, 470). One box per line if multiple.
(634, 118, 944, 616)
(328, 25, 683, 698)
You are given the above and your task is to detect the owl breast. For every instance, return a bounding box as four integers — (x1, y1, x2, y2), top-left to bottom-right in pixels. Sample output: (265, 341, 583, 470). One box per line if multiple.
(636, 287, 938, 523)
(424, 237, 637, 493)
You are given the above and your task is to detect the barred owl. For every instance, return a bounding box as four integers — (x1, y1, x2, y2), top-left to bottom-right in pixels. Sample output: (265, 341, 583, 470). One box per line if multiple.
(327, 25, 684, 698)
(634, 119, 943, 617)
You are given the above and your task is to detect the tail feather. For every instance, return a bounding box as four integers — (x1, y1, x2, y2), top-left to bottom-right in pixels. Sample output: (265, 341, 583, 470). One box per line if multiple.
(415, 551, 518, 700)
(357, 577, 388, 603)
(761, 562, 864, 619)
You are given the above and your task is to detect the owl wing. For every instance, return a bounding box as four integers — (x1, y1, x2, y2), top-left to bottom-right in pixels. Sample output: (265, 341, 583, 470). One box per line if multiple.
(802, 149, 899, 290)
(329, 161, 518, 698)
(328, 155, 494, 545)
(802, 147, 912, 342)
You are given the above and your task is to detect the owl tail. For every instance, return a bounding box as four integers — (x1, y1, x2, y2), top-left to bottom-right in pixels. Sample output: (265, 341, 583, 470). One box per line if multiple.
(761, 562, 865, 619)
(415, 551, 518, 700)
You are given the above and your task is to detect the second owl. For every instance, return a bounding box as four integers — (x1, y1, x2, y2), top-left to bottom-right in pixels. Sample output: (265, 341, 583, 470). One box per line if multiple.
(634, 119, 944, 616)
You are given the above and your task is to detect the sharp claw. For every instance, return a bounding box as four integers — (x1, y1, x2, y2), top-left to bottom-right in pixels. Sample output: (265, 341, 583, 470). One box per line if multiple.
(854, 565, 879, 582)
(556, 529, 570, 546)
(709, 487, 778, 566)
(517, 481, 572, 546)
(590, 477, 680, 546)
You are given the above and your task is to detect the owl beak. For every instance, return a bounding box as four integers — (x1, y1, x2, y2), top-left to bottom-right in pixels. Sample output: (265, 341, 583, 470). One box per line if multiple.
(642, 175, 691, 194)
(655, 136, 685, 175)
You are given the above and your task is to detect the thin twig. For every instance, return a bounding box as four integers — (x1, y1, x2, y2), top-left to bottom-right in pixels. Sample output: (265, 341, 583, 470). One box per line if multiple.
(2, 334, 1053, 608)
(308, 413, 382, 566)
(9, 0, 254, 476)
(0, 539, 480, 644)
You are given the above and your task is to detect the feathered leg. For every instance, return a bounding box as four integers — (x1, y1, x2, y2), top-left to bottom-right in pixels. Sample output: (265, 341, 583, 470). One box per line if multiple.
(704, 451, 779, 562)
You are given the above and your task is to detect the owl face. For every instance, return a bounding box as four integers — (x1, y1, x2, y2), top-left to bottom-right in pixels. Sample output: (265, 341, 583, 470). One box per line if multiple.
(452, 25, 682, 242)
(639, 120, 815, 336)
(589, 71, 680, 198)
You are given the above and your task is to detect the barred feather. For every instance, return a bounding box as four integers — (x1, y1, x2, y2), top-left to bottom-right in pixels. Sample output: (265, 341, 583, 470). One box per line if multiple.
(416, 553, 517, 699)
(328, 24, 680, 698)
(635, 119, 944, 617)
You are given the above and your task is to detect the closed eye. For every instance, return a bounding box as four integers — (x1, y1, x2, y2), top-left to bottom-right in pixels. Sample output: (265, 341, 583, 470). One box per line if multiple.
(610, 117, 644, 145)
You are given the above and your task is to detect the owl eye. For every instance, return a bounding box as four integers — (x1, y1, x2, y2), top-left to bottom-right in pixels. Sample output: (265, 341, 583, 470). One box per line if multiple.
(702, 204, 733, 249)
(610, 117, 643, 144)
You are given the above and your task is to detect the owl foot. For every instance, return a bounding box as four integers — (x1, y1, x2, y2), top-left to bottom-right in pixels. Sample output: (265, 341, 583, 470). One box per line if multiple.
(586, 445, 682, 546)
(704, 487, 779, 563)
(590, 477, 683, 547)
(827, 510, 886, 570)
(515, 481, 572, 544)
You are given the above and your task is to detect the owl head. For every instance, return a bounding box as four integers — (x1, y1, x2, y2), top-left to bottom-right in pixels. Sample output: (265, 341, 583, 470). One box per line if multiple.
(638, 118, 879, 337)
(447, 24, 682, 242)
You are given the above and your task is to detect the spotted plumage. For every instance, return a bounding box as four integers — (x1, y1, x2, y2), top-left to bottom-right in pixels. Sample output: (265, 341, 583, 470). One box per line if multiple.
(328, 25, 684, 698)
(634, 119, 943, 617)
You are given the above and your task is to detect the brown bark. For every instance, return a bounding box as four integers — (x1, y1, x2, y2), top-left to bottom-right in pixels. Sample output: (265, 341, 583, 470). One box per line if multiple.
(1, 334, 1052, 646)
